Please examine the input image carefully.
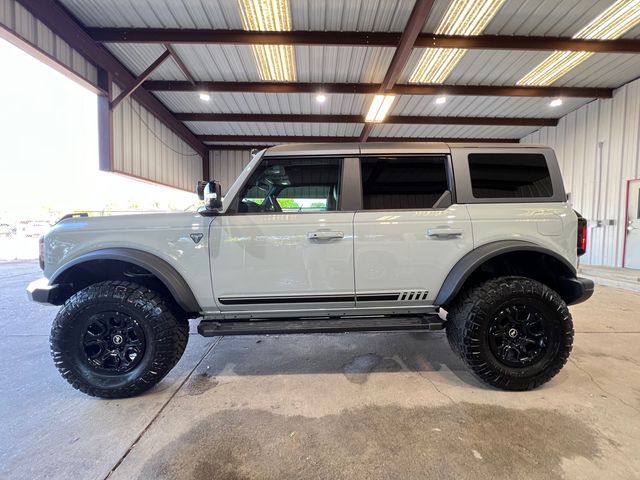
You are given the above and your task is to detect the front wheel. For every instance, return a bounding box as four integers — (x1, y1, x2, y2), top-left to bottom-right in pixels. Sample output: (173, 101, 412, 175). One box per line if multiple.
(50, 281, 189, 398)
(446, 276, 573, 391)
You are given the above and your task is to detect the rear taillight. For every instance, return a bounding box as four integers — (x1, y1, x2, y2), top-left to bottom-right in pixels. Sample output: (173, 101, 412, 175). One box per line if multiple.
(577, 217, 587, 256)
(38, 235, 45, 270)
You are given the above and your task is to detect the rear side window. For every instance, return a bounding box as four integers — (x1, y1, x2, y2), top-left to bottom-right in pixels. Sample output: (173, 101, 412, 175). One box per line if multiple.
(360, 156, 448, 210)
(468, 153, 553, 199)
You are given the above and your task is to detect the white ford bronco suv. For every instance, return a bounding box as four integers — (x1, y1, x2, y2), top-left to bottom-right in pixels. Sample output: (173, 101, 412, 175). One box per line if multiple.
(28, 142, 593, 398)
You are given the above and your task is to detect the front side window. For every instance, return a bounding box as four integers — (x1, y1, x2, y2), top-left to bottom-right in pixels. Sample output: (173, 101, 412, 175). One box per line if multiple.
(360, 156, 449, 210)
(237, 157, 342, 213)
(468, 153, 553, 199)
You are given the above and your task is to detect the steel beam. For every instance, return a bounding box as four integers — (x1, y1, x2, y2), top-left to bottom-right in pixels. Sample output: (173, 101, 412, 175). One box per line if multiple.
(144, 81, 610, 99)
(87, 28, 640, 54)
(110, 49, 171, 109)
(176, 113, 556, 126)
(199, 135, 518, 143)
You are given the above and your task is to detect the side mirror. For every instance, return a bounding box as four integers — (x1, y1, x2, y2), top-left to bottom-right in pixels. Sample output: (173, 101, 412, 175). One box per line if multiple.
(198, 180, 223, 210)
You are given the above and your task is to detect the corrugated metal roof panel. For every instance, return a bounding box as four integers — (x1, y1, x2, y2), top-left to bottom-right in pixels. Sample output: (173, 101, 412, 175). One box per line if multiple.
(483, 0, 619, 37)
(295, 46, 394, 83)
(59, 0, 243, 29)
(170, 44, 259, 81)
(60, 0, 416, 31)
(554, 53, 640, 88)
(108, 44, 395, 83)
(371, 124, 537, 139)
(291, 0, 415, 31)
(154, 91, 368, 114)
(184, 121, 363, 136)
(400, 49, 550, 85)
(392, 95, 591, 118)
(105, 43, 186, 80)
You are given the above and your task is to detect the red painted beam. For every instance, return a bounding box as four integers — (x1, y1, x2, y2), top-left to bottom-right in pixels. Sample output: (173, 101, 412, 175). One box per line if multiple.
(176, 112, 557, 127)
(87, 28, 640, 54)
(198, 135, 518, 143)
(143, 80, 611, 99)
(362, 0, 435, 141)
(111, 49, 171, 109)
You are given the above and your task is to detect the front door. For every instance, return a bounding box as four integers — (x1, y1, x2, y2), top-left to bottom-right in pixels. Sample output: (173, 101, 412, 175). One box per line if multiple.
(209, 156, 355, 314)
(353, 155, 473, 308)
(624, 179, 640, 269)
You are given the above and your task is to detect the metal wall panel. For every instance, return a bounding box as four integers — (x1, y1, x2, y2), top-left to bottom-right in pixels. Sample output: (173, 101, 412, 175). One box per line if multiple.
(521, 78, 640, 267)
(208, 149, 253, 193)
(111, 83, 203, 192)
(0, 0, 98, 87)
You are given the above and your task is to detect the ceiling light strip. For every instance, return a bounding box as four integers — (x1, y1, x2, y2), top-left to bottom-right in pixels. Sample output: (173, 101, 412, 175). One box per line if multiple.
(518, 0, 640, 86)
(238, 0, 296, 82)
(409, 0, 506, 84)
(365, 95, 396, 123)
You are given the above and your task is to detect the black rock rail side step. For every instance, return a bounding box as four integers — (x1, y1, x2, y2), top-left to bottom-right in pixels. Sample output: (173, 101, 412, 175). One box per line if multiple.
(198, 315, 445, 336)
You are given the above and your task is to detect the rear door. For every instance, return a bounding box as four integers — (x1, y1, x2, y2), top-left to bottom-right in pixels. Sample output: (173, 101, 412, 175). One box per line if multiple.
(353, 155, 473, 308)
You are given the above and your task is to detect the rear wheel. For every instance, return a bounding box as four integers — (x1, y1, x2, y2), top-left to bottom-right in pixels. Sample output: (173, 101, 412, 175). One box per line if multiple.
(50, 281, 189, 398)
(446, 276, 573, 391)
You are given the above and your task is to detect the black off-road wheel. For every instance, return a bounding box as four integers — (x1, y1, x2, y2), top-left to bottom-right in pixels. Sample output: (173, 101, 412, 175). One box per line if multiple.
(50, 281, 189, 398)
(446, 276, 573, 391)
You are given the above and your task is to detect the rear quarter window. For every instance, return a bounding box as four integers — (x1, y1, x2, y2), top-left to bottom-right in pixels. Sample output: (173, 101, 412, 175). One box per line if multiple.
(468, 153, 553, 199)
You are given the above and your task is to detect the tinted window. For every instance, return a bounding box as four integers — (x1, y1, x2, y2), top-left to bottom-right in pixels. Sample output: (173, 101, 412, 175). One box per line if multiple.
(238, 157, 341, 213)
(468, 153, 553, 199)
(360, 156, 448, 210)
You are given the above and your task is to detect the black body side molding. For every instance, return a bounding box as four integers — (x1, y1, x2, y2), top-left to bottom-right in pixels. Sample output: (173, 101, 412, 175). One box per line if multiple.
(50, 248, 201, 313)
(434, 240, 591, 307)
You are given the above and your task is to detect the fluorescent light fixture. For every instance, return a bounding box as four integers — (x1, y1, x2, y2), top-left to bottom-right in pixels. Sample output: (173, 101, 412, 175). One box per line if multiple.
(199, 93, 211, 101)
(365, 95, 396, 122)
(435, 96, 447, 104)
(238, 0, 296, 82)
(550, 98, 563, 107)
(518, 0, 640, 86)
(316, 94, 327, 103)
(409, 0, 506, 84)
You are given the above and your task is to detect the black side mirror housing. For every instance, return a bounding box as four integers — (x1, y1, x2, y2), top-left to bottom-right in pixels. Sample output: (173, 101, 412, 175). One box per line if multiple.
(196, 180, 223, 210)
(203, 181, 223, 210)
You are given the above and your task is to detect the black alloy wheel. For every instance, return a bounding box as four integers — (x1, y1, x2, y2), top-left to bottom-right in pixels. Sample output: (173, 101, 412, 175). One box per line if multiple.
(82, 311, 146, 374)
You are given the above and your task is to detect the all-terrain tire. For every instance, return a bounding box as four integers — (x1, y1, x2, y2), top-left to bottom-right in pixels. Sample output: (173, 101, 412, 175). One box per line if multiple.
(50, 281, 189, 398)
(445, 276, 573, 391)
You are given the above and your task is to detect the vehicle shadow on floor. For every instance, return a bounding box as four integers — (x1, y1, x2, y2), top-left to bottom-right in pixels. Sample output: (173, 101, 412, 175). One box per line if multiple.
(190, 331, 483, 389)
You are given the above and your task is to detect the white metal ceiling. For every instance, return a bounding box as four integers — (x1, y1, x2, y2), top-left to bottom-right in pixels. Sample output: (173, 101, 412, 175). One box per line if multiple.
(57, 0, 640, 143)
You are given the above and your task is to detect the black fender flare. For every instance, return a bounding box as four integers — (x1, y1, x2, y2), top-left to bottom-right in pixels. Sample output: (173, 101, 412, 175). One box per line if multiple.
(434, 240, 578, 306)
(50, 248, 201, 313)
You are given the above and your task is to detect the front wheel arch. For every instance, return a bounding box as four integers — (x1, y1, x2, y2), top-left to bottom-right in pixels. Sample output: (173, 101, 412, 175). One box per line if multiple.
(49, 248, 201, 315)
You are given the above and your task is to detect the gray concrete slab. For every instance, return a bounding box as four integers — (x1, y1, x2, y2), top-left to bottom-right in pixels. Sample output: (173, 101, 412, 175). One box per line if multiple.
(2, 261, 640, 480)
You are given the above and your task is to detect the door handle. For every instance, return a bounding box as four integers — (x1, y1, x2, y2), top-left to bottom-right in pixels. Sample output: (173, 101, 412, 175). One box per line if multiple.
(427, 227, 464, 238)
(308, 230, 344, 240)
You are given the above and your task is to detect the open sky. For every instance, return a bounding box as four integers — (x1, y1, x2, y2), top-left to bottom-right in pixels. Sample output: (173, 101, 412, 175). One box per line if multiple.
(0, 37, 198, 221)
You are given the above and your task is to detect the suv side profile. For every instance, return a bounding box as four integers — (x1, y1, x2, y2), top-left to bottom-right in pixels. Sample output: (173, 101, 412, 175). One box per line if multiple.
(28, 142, 593, 398)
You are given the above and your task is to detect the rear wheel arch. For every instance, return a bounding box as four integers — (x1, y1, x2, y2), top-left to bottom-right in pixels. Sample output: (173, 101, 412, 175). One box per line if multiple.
(435, 241, 578, 307)
(50, 248, 201, 315)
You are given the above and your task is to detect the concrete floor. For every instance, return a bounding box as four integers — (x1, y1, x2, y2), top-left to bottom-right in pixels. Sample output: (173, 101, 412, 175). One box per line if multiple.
(1, 261, 640, 480)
